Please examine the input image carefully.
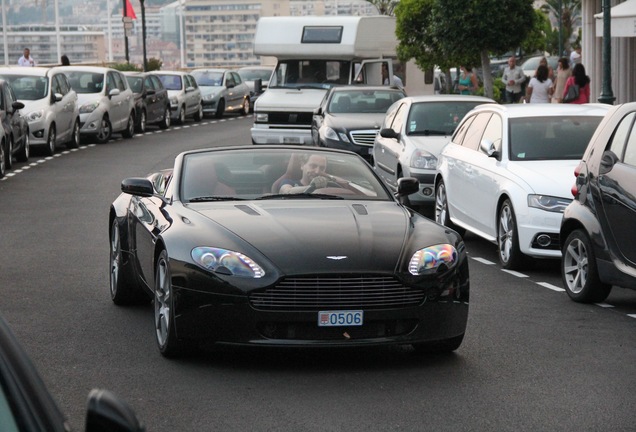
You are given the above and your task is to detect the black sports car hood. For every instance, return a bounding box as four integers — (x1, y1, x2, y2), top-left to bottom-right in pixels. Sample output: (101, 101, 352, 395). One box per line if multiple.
(191, 201, 412, 274)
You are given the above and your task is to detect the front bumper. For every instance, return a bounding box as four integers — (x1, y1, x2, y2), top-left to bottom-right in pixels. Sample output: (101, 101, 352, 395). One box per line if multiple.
(26, 118, 49, 145)
(202, 99, 219, 114)
(251, 124, 313, 145)
(517, 207, 564, 258)
(79, 111, 103, 135)
(405, 169, 437, 205)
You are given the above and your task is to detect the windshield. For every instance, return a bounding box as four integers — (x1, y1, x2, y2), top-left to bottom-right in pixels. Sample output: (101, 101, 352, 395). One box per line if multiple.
(269, 60, 350, 89)
(191, 71, 223, 86)
(406, 101, 487, 136)
(328, 89, 405, 114)
(65, 72, 103, 94)
(0, 75, 48, 100)
(238, 68, 273, 82)
(155, 74, 182, 91)
(509, 116, 604, 161)
(180, 148, 390, 202)
(126, 76, 143, 93)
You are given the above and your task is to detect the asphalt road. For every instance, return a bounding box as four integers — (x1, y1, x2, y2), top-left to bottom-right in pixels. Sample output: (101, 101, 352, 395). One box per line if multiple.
(1, 115, 634, 432)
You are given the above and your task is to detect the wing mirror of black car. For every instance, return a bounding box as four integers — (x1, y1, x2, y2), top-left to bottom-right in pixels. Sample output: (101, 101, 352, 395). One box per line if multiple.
(380, 128, 400, 140)
(599, 150, 619, 175)
(121, 177, 155, 197)
(397, 177, 419, 196)
(479, 139, 500, 159)
(85, 388, 145, 432)
(108, 88, 121, 99)
(254, 78, 262, 94)
(11, 101, 25, 111)
(146, 88, 155, 96)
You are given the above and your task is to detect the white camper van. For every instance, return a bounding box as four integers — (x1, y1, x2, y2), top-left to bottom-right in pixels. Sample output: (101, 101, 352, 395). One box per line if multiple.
(250, 15, 403, 145)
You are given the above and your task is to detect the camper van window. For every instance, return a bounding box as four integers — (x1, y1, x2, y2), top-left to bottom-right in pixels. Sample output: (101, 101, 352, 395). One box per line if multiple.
(302, 26, 343, 44)
(273, 60, 350, 88)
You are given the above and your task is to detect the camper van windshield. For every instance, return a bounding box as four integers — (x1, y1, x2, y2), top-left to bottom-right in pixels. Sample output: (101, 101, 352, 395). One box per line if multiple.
(270, 59, 350, 89)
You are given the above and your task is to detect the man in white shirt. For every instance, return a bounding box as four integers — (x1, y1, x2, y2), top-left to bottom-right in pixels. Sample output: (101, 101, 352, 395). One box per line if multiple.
(18, 48, 36, 67)
(382, 63, 404, 89)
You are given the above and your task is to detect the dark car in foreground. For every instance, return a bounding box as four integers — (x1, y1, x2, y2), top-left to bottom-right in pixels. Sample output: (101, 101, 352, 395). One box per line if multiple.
(0, 79, 30, 174)
(312, 86, 406, 161)
(109, 146, 469, 358)
(560, 102, 636, 303)
(0, 313, 144, 431)
(124, 72, 170, 133)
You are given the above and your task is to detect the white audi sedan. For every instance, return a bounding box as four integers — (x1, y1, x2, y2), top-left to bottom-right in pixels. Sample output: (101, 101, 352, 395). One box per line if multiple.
(373, 95, 494, 208)
(434, 103, 611, 270)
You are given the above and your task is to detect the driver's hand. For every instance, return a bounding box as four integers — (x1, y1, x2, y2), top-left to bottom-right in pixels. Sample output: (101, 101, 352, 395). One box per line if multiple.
(310, 176, 329, 189)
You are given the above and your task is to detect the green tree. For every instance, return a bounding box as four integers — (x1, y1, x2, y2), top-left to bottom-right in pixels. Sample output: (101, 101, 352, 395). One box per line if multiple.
(147, 58, 163, 72)
(520, 9, 551, 56)
(540, 0, 581, 53)
(366, 0, 400, 16)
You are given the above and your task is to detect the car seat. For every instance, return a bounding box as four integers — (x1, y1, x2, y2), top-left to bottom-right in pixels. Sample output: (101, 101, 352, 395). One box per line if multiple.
(271, 153, 303, 194)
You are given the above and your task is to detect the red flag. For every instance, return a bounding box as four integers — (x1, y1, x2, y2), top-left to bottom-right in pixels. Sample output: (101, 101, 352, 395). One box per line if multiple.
(124, 0, 137, 20)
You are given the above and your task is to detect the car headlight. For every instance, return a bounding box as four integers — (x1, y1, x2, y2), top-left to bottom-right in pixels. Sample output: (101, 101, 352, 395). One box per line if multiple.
(527, 195, 572, 213)
(255, 113, 268, 123)
(409, 244, 458, 275)
(324, 127, 350, 143)
(410, 150, 437, 169)
(169, 96, 178, 106)
(79, 101, 100, 114)
(204, 94, 216, 101)
(26, 109, 44, 122)
(191, 247, 265, 278)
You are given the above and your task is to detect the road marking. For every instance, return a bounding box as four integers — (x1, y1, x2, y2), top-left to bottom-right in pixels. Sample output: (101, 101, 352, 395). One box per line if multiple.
(472, 257, 495, 265)
(502, 269, 529, 278)
(595, 303, 615, 308)
(537, 282, 565, 292)
(628, 314, 636, 319)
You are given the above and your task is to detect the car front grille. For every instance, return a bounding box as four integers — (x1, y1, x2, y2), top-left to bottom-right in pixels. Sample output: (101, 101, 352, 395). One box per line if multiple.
(249, 275, 424, 311)
(266, 112, 313, 127)
(350, 130, 379, 147)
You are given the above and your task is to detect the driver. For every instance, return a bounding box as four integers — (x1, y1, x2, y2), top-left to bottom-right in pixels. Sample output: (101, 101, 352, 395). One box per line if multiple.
(279, 154, 330, 194)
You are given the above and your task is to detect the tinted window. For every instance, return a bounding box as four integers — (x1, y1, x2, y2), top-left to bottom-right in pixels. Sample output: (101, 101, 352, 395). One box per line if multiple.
(461, 112, 492, 151)
(328, 89, 404, 114)
(113, 72, 126, 91)
(406, 101, 486, 136)
(623, 115, 636, 167)
(0, 75, 48, 100)
(150, 75, 163, 90)
(509, 116, 604, 161)
(238, 68, 273, 82)
(608, 112, 635, 160)
(191, 71, 223, 86)
(126, 76, 143, 93)
(65, 71, 103, 94)
(390, 102, 409, 133)
(481, 114, 503, 153)
(156, 74, 182, 91)
(452, 114, 476, 145)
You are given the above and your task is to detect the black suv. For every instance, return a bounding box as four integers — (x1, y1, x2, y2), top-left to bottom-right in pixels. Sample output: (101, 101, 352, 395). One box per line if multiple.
(560, 102, 636, 303)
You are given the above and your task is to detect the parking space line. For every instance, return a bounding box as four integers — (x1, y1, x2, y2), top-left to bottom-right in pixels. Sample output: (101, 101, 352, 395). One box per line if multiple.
(471, 257, 495, 265)
(628, 314, 636, 319)
(595, 303, 615, 308)
(537, 282, 565, 292)
(502, 269, 529, 278)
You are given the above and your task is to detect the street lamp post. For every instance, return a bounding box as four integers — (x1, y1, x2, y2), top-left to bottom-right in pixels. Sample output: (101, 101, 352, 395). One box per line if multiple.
(598, 0, 615, 105)
(140, 0, 147, 71)
(123, 0, 129, 63)
(558, 0, 563, 57)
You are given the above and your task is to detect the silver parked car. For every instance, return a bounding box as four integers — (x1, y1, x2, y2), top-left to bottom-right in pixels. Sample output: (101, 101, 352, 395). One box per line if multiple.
(62, 66, 136, 144)
(0, 66, 80, 155)
(237, 65, 274, 112)
(191, 68, 250, 118)
(151, 71, 203, 124)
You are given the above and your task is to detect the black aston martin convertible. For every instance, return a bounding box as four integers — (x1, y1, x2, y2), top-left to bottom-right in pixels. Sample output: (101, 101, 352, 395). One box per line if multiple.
(109, 146, 469, 357)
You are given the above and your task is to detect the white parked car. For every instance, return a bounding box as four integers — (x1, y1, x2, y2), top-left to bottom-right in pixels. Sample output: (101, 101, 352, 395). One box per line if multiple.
(237, 66, 274, 112)
(191, 68, 250, 118)
(434, 103, 611, 269)
(0, 66, 80, 155)
(373, 95, 493, 207)
(62, 66, 135, 144)
(151, 71, 202, 124)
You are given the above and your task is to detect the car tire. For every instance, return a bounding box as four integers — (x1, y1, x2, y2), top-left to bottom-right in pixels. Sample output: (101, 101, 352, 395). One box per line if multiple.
(159, 106, 171, 130)
(16, 130, 29, 162)
(6, 136, 13, 169)
(122, 112, 135, 138)
(215, 99, 225, 119)
(110, 220, 149, 306)
(95, 116, 112, 144)
(241, 98, 249, 116)
(434, 180, 465, 237)
(561, 229, 612, 303)
(177, 105, 186, 124)
(45, 124, 56, 156)
(412, 334, 464, 354)
(0, 140, 6, 178)
(497, 199, 526, 270)
(66, 119, 80, 149)
(137, 109, 147, 133)
(194, 103, 203, 122)
(154, 250, 192, 358)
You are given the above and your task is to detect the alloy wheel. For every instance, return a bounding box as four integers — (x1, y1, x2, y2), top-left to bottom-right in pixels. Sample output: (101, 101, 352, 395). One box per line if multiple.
(562, 237, 588, 294)
(154, 256, 171, 348)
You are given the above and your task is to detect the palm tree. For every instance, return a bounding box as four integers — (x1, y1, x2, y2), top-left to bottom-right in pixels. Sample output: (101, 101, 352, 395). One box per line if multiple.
(366, 0, 400, 16)
(540, 0, 582, 52)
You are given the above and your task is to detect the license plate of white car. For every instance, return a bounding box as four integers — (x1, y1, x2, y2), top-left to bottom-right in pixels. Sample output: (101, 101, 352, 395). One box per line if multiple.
(318, 310, 363, 327)
(283, 137, 301, 144)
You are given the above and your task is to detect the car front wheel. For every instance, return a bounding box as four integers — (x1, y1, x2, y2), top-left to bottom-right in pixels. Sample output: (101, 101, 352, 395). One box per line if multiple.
(194, 103, 203, 121)
(154, 250, 190, 357)
(67, 119, 80, 149)
(110, 220, 148, 305)
(137, 109, 147, 133)
(435, 180, 465, 237)
(241, 98, 249, 116)
(497, 199, 526, 270)
(561, 229, 612, 303)
(159, 106, 171, 129)
(0, 141, 6, 178)
(178, 106, 186, 124)
(215, 99, 225, 119)
(16, 130, 29, 162)
(122, 112, 135, 138)
(95, 116, 112, 144)
(45, 124, 56, 155)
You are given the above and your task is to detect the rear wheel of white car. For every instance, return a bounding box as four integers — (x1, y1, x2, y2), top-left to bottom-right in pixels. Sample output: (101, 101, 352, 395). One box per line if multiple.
(159, 106, 171, 129)
(194, 103, 203, 122)
(122, 112, 135, 138)
(67, 120, 80, 149)
(434, 180, 465, 237)
(497, 199, 526, 270)
(110, 220, 149, 305)
(154, 250, 191, 358)
(16, 131, 29, 162)
(241, 98, 249, 116)
(95, 116, 112, 144)
(215, 99, 225, 119)
(45, 124, 56, 155)
(561, 229, 612, 303)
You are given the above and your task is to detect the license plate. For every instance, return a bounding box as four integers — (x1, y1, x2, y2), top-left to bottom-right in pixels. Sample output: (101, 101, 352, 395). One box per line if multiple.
(318, 310, 363, 327)
(367, 147, 374, 154)
(283, 137, 301, 144)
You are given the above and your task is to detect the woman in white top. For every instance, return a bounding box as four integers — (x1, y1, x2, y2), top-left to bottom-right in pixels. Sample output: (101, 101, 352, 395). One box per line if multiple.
(526, 65, 553, 103)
